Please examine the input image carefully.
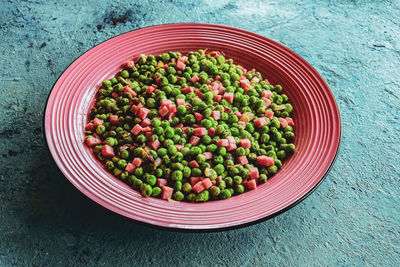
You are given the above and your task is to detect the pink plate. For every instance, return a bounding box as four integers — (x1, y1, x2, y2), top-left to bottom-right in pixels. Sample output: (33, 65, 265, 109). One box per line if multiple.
(44, 23, 340, 231)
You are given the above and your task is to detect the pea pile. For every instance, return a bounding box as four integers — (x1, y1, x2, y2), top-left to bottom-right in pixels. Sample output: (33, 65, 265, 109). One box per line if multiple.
(85, 50, 295, 202)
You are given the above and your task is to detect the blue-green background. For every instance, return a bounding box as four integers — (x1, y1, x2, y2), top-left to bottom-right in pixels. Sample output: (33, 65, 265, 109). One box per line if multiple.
(0, 0, 399, 266)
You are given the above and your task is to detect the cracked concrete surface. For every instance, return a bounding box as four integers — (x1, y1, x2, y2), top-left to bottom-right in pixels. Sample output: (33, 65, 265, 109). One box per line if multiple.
(0, 0, 399, 266)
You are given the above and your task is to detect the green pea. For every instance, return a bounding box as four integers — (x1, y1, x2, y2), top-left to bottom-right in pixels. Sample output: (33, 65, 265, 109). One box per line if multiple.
(259, 174, 268, 184)
(152, 187, 162, 197)
(192, 168, 202, 176)
(182, 182, 192, 193)
(210, 186, 221, 198)
(267, 165, 278, 175)
(174, 181, 182, 191)
(171, 170, 183, 181)
(219, 189, 232, 199)
(196, 190, 209, 202)
(187, 193, 197, 202)
(141, 184, 152, 197)
(235, 184, 245, 194)
(135, 167, 143, 177)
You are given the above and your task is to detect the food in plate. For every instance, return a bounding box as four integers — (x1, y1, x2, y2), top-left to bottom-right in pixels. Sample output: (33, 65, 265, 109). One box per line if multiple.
(84, 50, 295, 202)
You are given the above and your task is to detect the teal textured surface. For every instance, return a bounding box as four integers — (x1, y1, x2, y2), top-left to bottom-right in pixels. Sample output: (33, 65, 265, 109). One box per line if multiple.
(0, 0, 399, 266)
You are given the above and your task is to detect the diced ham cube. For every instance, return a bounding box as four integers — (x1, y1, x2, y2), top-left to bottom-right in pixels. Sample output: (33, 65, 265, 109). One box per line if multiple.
(149, 139, 161, 150)
(194, 127, 207, 136)
(238, 121, 246, 128)
(176, 60, 186, 71)
(157, 179, 168, 187)
(223, 92, 234, 103)
(159, 106, 169, 117)
(211, 180, 217, 185)
(190, 177, 203, 186)
(125, 163, 135, 174)
(156, 77, 162, 84)
(131, 124, 143, 135)
(132, 157, 143, 167)
(192, 181, 205, 193)
(206, 79, 211, 85)
(123, 85, 137, 97)
(262, 90, 272, 99)
(234, 111, 242, 120)
(85, 136, 102, 146)
(93, 117, 103, 126)
(85, 123, 95, 131)
(176, 99, 185, 106)
(254, 117, 267, 128)
(214, 95, 222, 102)
(262, 98, 272, 108)
(257, 156, 275, 166)
(217, 139, 229, 147)
(190, 75, 199, 83)
(177, 56, 187, 63)
(161, 99, 172, 107)
(161, 186, 173, 200)
(211, 110, 221, 120)
(211, 82, 220, 91)
(286, 117, 295, 126)
(227, 142, 237, 151)
(215, 75, 221, 81)
(194, 89, 203, 99)
(247, 179, 257, 190)
(141, 117, 151, 127)
(208, 127, 216, 137)
(111, 92, 119, 99)
(109, 115, 119, 124)
(216, 176, 222, 182)
(181, 87, 194, 94)
(278, 118, 288, 128)
(101, 145, 115, 158)
(131, 105, 140, 115)
(189, 136, 200, 146)
(239, 76, 246, 81)
(182, 127, 189, 134)
(238, 66, 247, 75)
(203, 152, 213, 160)
(175, 144, 184, 151)
(227, 136, 236, 144)
(265, 110, 274, 120)
(141, 127, 152, 132)
(237, 156, 248, 165)
(239, 139, 251, 149)
(249, 167, 259, 179)
(145, 132, 153, 140)
(194, 112, 203, 122)
(122, 60, 135, 68)
(202, 178, 213, 189)
(138, 108, 150, 119)
(189, 160, 200, 168)
(146, 86, 156, 94)
(168, 104, 177, 113)
(218, 86, 226, 95)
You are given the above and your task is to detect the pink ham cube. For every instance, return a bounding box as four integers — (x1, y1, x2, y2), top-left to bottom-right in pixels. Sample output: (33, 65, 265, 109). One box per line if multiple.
(189, 136, 200, 146)
(190, 75, 199, 83)
(141, 117, 151, 127)
(262, 98, 272, 108)
(278, 118, 288, 128)
(192, 181, 205, 193)
(247, 179, 257, 190)
(125, 163, 135, 174)
(85, 136, 102, 147)
(138, 108, 150, 119)
(261, 90, 272, 99)
(227, 142, 237, 151)
(181, 87, 194, 94)
(257, 156, 275, 166)
(234, 111, 242, 120)
(159, 106, 169, 117)
(202, 178, 213, 189)
(249, 167, 259, 179)
(203, 152, 213, 160)
(122, 60, 135, 68)
(149, 139, 161, 150)
(176, 60, 186, 71)
(194, 112, 203, 122)
(146, 85, 156, 94)
(286, 117, 294, 126)
(101, 145, 115, 158)
(123, 85, 137, 97)
(189, 160, 200, 168)
(217, 139, 229, 147)
(176, 99, 185, 106)
(227, 136, 236, 144)
(132, 157, 143, 167)
(214, 95, 222, 102)
(109, 115, 119, 124)
(168, 104, 177, 113)
(175, 144, 184, 151)
(161, 98, 171, 107)
(157, 179, 168, 187)
(265, 110, 274, 120)
(208, 127, 216, 137)
(254, 117, 267, 128)
(194, 127, 207, 136)
(93, 117, 103, 126)
(131, 124, 143, 135)
(237, 156, 248, 165)
(238, 121, 246, 128)
(85, 123, 95, 131)
(223, 92, 234, 103)
(211, 110, 221, 120)
(161, 186, 173, 200)
(239, 139, 251, 149)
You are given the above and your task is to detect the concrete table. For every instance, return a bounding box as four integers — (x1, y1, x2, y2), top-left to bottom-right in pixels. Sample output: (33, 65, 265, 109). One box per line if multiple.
(0, 0, 399, 266)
